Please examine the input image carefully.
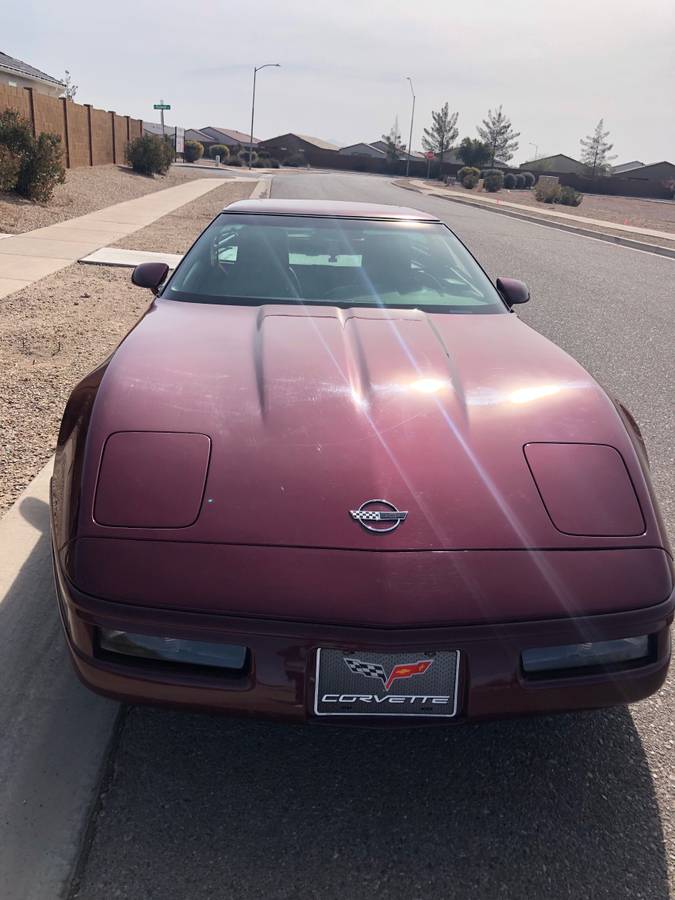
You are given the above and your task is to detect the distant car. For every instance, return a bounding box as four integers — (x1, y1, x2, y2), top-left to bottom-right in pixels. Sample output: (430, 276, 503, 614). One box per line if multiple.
(51, 199, 672, 723)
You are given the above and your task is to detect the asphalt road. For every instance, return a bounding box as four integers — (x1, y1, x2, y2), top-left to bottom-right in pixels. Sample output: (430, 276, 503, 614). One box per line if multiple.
(74, 173, 674, 900)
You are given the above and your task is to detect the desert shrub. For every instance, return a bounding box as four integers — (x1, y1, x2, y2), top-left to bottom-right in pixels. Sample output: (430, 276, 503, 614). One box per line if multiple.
(521, 171, 536, 188)
(458, 166, 480, 188)
(15, 132, 65, 201)
(238, 149, 258, 165)
(183, 140, 203, 162)
(125, 134, 173, 176)
(0, 145, 20, 191)
(503, 172, 516, 189)
(457, 166, 479, 182)
(559, 185, 583, 206)
(226, 157, 242, 167)
(514, 173, 526, 189)
(535, 181, 562, 203)
(0, 109, 65, 201)
(483, 169, 504, 192)
(0, 109, 34, 158)
(209, 143, 230, 161)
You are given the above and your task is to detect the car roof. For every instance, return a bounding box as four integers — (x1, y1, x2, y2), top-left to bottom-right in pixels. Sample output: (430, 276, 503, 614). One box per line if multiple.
(222, 198, 440, 221)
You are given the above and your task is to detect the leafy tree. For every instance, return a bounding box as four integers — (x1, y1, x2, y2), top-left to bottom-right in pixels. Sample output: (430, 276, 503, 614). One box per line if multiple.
(61, 70, 78, 100)
(477, 105, 520, 165)
(422, 103, 459, 167)
(579, 119, 616, 177)
(457, 137, 491, 168)
(381, 116, 405, 162)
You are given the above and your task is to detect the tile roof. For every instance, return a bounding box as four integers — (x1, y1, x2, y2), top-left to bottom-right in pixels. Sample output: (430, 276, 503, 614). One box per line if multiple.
(0, 50, 64, 87)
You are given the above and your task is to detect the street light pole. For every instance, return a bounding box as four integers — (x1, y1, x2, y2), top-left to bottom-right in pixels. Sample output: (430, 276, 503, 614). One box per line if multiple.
(529, 141, 539, 160)
(250, 63, 280, 169)
(405, 77, 415, 177)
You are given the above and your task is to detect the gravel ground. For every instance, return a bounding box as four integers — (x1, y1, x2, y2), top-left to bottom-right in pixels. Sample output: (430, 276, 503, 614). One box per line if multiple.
(0, 164, 232, 235)
(436, 182, 675, 235)
(0, 178, 254, 514)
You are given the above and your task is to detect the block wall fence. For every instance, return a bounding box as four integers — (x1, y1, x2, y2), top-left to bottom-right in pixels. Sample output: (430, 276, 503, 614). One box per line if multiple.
(0, 83, 143, 167)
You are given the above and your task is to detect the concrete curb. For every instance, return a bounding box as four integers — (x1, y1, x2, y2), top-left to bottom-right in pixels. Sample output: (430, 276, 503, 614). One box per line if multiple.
(395, 181, 675, 260)
(0, 460, 119, 900)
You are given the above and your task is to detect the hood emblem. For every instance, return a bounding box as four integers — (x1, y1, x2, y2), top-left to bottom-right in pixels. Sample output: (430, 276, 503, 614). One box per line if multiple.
(350, 499, 408, 534)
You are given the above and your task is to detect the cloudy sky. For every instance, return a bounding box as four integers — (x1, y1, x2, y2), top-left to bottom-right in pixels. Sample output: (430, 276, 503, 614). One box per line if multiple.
(5, 0, 674, 164)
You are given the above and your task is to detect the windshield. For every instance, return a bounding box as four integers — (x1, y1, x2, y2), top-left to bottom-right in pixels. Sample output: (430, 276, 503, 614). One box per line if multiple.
(162, 214, 506, 313)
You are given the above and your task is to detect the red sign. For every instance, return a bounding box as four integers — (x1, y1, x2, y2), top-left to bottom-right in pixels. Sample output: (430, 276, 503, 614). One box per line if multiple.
(425, 151, 435, 160)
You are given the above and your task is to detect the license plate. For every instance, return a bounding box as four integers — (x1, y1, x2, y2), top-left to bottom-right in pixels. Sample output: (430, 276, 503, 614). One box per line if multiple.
(313, 649, 460, 717)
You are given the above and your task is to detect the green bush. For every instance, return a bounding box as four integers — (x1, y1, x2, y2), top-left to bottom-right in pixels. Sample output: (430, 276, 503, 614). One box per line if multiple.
(226, 157, 242, 167)
(0, 145, 21, 191)
(503, 172, 516, 189)
(183, 140, 203, 163)
(0, 109, 34, 158)
(15, 132, 66, 201)
(521, 171, 536, 188)
(535, 181, 562, 203)
(458, 166, 480, 188)
(514, 173, 526, 189)
(268, 158, 281, 169)
(483, 170, 504, 192)
(238, 149, 257, 165)
(0, 109, 65, 201)
(125, 134, 173, 176)
(457, 166, 480, 183)
(252, 159, 267, 168)
(559, 185, 583, 206)
(209, 143, 230, 161)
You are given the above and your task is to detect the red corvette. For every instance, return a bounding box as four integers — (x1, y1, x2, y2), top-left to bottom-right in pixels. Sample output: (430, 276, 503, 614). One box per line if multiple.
(51, 199, 673, 723)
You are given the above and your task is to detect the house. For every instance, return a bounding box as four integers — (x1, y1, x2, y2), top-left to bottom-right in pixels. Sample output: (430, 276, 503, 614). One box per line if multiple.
(199, 127, 259, 149)
(339, 142, 386, 158)
(519, 153, 587, 174)
(185, 128, 215, 149)
(259, 133, 340, 158)
(0, 50, 65, 97)
(612, 161, 644, 175)
(614, 161, 675, 183)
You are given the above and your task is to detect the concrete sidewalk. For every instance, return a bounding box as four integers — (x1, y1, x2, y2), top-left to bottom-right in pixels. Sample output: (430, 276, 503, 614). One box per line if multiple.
(407, 179, 675, 243)
(0, 177, 241, 300)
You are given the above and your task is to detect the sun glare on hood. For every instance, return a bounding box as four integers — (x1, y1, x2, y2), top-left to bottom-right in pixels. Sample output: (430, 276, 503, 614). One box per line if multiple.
(509, 384, 562, 404)
(410, 377, 449, 394)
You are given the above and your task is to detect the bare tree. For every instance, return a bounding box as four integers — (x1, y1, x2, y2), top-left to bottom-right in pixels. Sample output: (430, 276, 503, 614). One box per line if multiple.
(477, 105, 520, 165)
(580, 119, 616, 177)
(61, 70, 78, 100)
(422, 103, 459, 168)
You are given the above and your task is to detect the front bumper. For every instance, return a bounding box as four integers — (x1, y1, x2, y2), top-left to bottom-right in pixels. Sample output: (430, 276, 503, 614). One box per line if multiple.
(54, 556, 673, 724)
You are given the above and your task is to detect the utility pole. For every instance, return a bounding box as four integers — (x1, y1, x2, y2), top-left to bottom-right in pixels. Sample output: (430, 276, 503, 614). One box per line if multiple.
(405, 77, 415, 177)
(529, 142, 538, 161)
(249, 64, 281, 169)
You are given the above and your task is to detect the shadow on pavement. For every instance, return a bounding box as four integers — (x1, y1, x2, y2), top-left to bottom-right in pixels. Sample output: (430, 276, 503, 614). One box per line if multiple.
(74, 703, 668, 899)
(0, 494, 118, 900)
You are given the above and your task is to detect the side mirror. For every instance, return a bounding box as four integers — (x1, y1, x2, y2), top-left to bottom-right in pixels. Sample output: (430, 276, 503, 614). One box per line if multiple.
(131, 262, 169, 294)
(496, 277, 529, 307)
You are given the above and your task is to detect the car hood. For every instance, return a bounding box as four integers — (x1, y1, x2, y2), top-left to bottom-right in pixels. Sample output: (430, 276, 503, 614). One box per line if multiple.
(79, 299, 656, 551)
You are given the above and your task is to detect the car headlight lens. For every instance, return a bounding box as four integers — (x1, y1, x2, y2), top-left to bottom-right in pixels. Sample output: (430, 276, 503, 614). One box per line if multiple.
(99, 629, 247, 671)
(522, 636, 649, 674)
